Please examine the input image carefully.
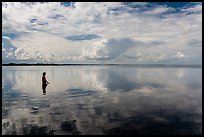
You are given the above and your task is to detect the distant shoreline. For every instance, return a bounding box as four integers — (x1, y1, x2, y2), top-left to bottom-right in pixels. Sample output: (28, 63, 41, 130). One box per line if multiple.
(1, 64, 202, 68)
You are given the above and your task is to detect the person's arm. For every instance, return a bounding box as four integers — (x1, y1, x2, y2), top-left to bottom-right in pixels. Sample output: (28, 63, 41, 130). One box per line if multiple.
(46, 78, 49, 85)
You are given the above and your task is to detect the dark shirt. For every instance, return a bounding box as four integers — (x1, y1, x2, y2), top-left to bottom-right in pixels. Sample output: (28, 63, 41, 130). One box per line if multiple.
(42, 76, 47, 88)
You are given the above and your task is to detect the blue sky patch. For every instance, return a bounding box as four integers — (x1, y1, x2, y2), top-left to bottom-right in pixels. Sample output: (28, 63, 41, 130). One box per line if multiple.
(66, 34, 101, 41)
(30, 18, 37, 23)
(155, 2, 198, 9)
(122, 2, 200, 14)
(38, 22, 48, 25)
(61, 2, 74, 7)
(48, 14, 64, 19)
(29, 18, 48, 25)
(3, 33, 19, 39)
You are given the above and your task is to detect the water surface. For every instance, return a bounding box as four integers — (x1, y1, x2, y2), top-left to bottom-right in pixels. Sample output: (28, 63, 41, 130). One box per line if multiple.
(2, 66, 202, 135)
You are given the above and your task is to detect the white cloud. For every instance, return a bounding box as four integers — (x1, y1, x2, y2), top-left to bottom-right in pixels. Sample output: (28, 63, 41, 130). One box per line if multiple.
(181, 3, 202, 13)
(2, 36, 11, 40)
(11, 32, 85, 62)
(176, 51, 186, 58)
(2, 2, 202, 64)
(2, 36, 17, 60)
(142, 5, 172, 15)
(81, 38, 135, 60)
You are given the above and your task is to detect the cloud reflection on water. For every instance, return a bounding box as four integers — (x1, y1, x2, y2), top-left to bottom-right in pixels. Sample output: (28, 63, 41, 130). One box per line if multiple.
(2, 66, 202, 135)
(2, 66, 202, 96)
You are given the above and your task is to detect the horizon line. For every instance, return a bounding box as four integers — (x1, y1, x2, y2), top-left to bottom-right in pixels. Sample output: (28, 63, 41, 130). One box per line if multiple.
(1, 63, 202, 67)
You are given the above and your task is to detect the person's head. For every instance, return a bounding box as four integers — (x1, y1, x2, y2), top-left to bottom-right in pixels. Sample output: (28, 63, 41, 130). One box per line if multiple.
(43, 72, 46, 76)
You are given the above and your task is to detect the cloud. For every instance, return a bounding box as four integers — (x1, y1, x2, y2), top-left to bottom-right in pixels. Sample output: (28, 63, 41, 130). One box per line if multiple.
(181, 3, 202, 13)
(2, 2, 202, 64)
(81, 38, 135, 60)
(11, 31, 84, 62)
(2, 36, 11, 40)
(2, 36, 17, 60)
(176, 51, 186, 58)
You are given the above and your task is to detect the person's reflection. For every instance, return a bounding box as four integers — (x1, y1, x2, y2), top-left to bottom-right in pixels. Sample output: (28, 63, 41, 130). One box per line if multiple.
(42, 72, 49, 95)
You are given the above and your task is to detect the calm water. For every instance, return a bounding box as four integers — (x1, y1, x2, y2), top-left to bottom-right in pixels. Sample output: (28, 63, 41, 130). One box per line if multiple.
(2, 66, 202, 135)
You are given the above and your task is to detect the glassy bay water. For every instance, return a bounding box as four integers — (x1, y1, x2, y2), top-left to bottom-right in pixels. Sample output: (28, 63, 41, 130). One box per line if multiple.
(2, 66, 202, 135)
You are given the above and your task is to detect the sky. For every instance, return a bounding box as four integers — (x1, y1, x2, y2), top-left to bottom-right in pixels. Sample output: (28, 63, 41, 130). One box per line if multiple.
(2, 2, 202, 64)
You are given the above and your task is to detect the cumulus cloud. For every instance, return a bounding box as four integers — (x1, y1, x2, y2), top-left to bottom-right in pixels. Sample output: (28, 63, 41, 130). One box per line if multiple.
(81, 38, 135, 60)
(2, 2, 202, 64)
(176, 51, 186, 58)
(2, 36, 17, 59)
(10, 31, 84, 62)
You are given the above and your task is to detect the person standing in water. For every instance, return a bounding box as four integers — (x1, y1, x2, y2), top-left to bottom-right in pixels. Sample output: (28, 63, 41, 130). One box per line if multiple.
(42, 72, 49, 94)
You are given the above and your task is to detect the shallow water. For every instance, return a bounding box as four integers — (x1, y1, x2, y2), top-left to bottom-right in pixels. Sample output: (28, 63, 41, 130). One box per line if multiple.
(2, 66, 202, 135)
